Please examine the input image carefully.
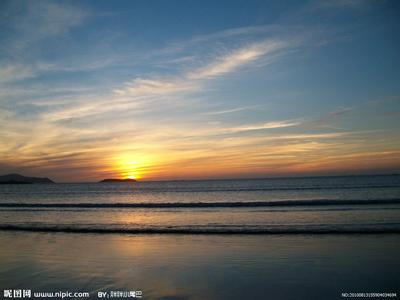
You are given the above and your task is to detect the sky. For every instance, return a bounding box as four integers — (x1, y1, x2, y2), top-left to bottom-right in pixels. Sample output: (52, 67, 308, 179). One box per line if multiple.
(0, 0, 399, 182)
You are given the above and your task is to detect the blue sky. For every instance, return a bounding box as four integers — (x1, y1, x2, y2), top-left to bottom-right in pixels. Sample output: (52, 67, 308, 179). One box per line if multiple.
(0, 0, 399, 181)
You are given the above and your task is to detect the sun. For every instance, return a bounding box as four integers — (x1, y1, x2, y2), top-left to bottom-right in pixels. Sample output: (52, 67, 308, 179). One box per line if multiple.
(113, 153, 155, 180)
(125, 173, 139, 180)
(120, 162, 142, 180)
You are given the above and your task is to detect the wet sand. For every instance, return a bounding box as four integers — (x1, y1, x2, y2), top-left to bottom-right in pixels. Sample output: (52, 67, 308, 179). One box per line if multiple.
(0, 232, 399, 300)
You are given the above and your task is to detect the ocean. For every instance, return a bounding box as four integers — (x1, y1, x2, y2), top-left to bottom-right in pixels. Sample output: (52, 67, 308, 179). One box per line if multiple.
(1, 175, 399, 299)
(0, 175, 399, 234)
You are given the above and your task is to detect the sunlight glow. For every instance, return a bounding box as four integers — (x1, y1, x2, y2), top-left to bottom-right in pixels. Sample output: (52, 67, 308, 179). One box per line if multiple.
(113, 153, 156, 180)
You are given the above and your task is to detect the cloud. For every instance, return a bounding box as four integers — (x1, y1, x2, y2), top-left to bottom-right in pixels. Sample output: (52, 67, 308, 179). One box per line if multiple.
(189, 40, 287, 79)
(0, 1, 89, 84)
(161, 24, 292, 56)
(0, 62, 57, 83)
(0, 63, 35, 82)
(114, 78, 200, 97)
(0, 58, 124, 84)
(202, 105, 259, 115)
(2, 1, 86, 52)
(312, 106, 354, 124)
(223, 120, 301, 134)
(43, 37, 294, 122)
(328, 107, 353, 117)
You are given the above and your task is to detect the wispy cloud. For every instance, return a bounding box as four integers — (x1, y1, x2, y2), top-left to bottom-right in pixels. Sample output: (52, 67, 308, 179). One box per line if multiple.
(189, 40, 287, 79)
(202, 105, 259, 115)
(223, 120, 301, 134)
(43, 37, 294, 122)
(1, 0, 86, 53)
(114, 77, 200, 97)
(318, 107, 354, 122)
(0, 63, 36, 82)
(0, 1, 88, 85)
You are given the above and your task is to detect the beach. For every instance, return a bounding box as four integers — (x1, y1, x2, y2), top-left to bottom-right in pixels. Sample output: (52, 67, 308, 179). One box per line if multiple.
(0, 232, 399, 300)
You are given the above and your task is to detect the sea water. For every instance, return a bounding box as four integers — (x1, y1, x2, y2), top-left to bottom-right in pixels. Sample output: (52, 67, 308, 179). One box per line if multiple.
(0, 175, 399, 233)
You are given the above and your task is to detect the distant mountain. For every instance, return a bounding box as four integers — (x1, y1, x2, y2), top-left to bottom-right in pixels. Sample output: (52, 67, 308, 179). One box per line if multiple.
(99, 178, 137, 183)
(0, 173, 54, 184)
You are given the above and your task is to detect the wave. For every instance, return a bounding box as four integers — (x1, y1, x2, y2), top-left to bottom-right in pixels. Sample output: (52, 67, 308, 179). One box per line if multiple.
(122, 184, 400, 192)
(1, 198, 400, 209)
(0, 185, 399, 195)
(0, 224, 399, 234)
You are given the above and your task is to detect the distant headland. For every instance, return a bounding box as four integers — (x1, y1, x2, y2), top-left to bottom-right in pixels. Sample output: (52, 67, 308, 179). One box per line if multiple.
(99, 178, 137, 183)
(0, 173, 54, 184)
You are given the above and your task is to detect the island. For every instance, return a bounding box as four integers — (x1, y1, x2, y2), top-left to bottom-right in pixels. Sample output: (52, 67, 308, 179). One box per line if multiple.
(0, 173, 54, 184)
(99, 178, 137, 183)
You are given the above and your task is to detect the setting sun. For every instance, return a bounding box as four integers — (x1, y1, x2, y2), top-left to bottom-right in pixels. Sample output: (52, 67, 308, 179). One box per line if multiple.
(113, 153, 157, 180)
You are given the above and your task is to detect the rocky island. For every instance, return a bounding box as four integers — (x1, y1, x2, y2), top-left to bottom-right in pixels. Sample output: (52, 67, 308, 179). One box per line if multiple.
(0, 173, 54, 184)
(99, 178, 137, 183)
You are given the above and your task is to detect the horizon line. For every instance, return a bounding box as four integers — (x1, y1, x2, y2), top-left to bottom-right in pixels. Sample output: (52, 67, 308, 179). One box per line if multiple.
(4, 172, 397, 184)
